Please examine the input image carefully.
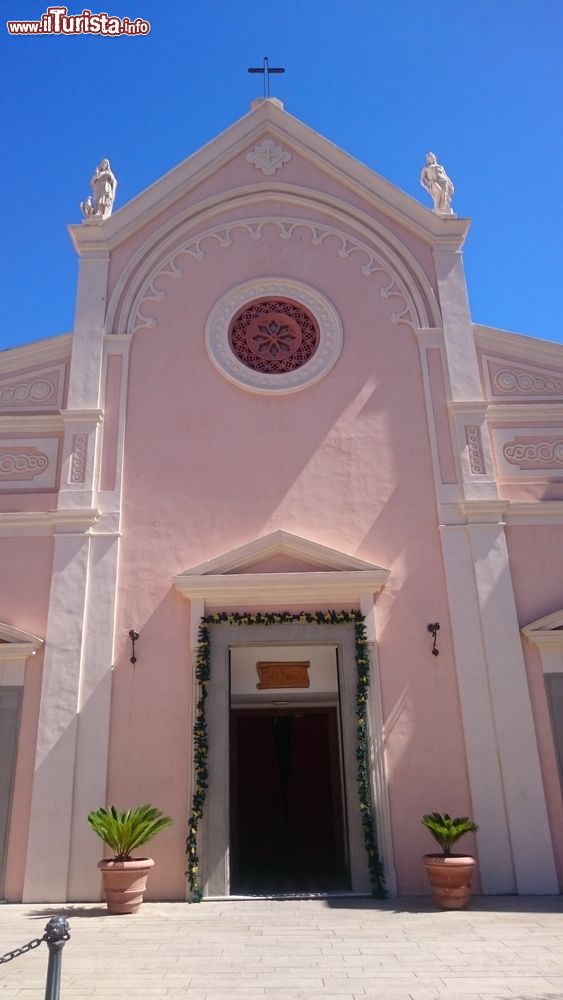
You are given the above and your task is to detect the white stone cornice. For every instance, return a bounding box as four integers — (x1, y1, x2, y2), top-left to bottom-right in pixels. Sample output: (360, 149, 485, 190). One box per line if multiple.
(0, 334, 72, 376)
(174, 570, 390, 606)
(459, 500, 508, 523)
(0, 508, 100, 536)
(522, 630, 563, 648)
(522, 609, 563, 637)
(0, 622, 43, 660)
(474, 324, 563, 367)
(60, 408, 104, 425)
(448, 400, 488, 414)
(0, 414, 64, 433)
(182, 529, 384, 575)
(441, 499, 563, 527)
(505, 501, 563, 524)
(69, 101, 470, 256)
(0, 409, 101, 434)
(486, 402, 563, 423)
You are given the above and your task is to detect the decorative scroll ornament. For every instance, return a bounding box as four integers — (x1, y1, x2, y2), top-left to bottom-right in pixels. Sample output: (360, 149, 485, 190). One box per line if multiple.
(81, 159, 117, 220)
(0, 447, 49, 480)
(245, 139, 291, 175)
(0, 378, 54, 405)
(420, 152, 454, 215)
(132, 218, 421, 335)
(494, 368, 563, 395)
(503, 437, 563, 469)
(70, 433, 88, 484)
(465, 425, 485, 475)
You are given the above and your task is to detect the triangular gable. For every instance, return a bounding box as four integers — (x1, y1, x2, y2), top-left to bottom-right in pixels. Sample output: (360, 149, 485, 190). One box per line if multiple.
(522, 610, 563, 647)
(69, 99, 469, 257)
(174, 530, 389, 607)
(0, 623, 43, 660)
(182, 530, 383, 576)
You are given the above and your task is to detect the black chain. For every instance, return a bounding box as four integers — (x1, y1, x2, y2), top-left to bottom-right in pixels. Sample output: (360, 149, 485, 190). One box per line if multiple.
(0, 933, 46, 964)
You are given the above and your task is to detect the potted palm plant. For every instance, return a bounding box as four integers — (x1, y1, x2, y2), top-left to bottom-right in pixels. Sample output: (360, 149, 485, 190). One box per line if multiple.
(88, 805, 172, 914)
(421, 812, 478, 909)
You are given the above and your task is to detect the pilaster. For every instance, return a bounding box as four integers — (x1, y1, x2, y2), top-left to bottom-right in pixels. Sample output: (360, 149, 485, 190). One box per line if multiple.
(440, 504, 559, 894)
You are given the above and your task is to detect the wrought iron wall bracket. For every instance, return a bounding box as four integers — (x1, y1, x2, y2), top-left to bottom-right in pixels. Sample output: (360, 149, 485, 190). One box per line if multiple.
(129, 629, 139, 664)
(427, 622, 440, 657)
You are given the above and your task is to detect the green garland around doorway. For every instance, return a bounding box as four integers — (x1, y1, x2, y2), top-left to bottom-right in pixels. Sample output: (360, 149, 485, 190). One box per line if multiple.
(185, 610, 387, 901)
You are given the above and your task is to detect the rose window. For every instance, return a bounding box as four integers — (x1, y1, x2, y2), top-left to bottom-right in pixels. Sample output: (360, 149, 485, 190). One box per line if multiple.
(228, 299, 320, 373)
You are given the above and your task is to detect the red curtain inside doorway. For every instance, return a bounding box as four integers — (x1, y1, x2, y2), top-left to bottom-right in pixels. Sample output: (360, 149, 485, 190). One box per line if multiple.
(230, 710, 348, 894)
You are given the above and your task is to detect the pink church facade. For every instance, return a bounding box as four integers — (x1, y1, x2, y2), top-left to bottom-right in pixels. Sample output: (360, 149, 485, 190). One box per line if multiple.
(1, 99, 562, 902)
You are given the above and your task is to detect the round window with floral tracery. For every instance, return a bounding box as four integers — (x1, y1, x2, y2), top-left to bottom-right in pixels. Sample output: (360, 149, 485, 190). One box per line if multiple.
(205, 277, 343, 395)
(228, 299, 320, 373)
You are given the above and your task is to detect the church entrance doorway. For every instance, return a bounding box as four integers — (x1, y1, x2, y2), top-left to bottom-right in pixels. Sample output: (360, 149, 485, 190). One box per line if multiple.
(230, 707, 348, 894)
(201, 621, 380, 898)
(228, 643, 349, 895)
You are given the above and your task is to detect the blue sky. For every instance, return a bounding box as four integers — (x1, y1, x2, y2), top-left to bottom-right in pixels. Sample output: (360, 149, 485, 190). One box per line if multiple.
(2, 0, 562, 350)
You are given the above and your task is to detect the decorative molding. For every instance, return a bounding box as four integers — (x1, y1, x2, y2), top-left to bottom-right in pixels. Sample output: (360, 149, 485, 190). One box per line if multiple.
(184, 529, 382, 576)
(487, 403, 563, 422)
(0, 508, 100, 536)
(475, 326, 563, 369)
(481, 354, 563, 403)
(205, 276, 343, 394)
(174, 569, 389, 605)
(522, 611, 563, 652)
(245, 138, 291, 176)
(490, 426, 563, 480)
(460, 500, 508, 524)
(493, 366, 563, 397)
(69, 100, 469, 259)
(131, 216, 421, 335)
(0, 622, 43, 661)
(0, 335, 71, 377)
(503, 436, 563, 470)
(69, 433, 88, 484)
(441, 500, 563, 526)
(505, 501, 563, 524)
(0, 438, 59, 490)
(0, 364, 65, 411)
(0, 446, 49, 480)
(60, 408, 104, 425)
(465, 425, 486, 474)
(175, 531, 390, 604)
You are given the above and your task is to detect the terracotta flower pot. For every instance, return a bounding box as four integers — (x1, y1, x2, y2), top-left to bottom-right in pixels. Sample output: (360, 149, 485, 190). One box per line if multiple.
(422, 854, 476, 909)
(98, 857, 154, 914)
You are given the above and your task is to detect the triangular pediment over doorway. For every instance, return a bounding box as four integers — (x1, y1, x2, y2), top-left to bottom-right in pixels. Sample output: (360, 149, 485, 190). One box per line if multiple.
(522, 610, 563, 647)
(173, 530, 389, 606)
(0, 623, 44, 661)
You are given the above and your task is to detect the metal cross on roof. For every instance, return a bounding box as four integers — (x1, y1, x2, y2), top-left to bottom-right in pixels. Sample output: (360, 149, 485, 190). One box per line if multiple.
(247, 56, 285, 98)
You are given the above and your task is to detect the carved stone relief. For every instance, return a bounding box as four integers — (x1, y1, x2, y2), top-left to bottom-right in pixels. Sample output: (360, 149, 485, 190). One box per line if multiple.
(484, 358, 563, 401)
(0, 364, 66, 410)
(69, 433, 88, 484)
(132, 217, 423, 335)
(0, 438, 59, 490)
(491, 426, 563, 479)
(465, 425, 486, 475)
(503, 436, 563, 469)
(245, 139, 291, 176)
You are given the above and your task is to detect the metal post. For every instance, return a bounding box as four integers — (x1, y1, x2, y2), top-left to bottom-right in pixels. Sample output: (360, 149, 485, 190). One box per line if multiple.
(43, 916, 70, 1000)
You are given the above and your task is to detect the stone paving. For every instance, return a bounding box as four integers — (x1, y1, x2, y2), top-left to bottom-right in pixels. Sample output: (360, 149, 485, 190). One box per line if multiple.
(1, 896, 563, 1000)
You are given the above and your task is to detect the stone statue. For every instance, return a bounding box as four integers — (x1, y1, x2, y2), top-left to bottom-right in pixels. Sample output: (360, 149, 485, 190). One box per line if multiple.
(420, 152, 454, 215)
(81, 158, 117, 220)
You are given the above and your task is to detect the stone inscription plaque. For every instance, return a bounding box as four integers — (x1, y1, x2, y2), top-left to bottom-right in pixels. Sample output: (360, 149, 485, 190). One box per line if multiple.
(256, 661, 310, 690)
